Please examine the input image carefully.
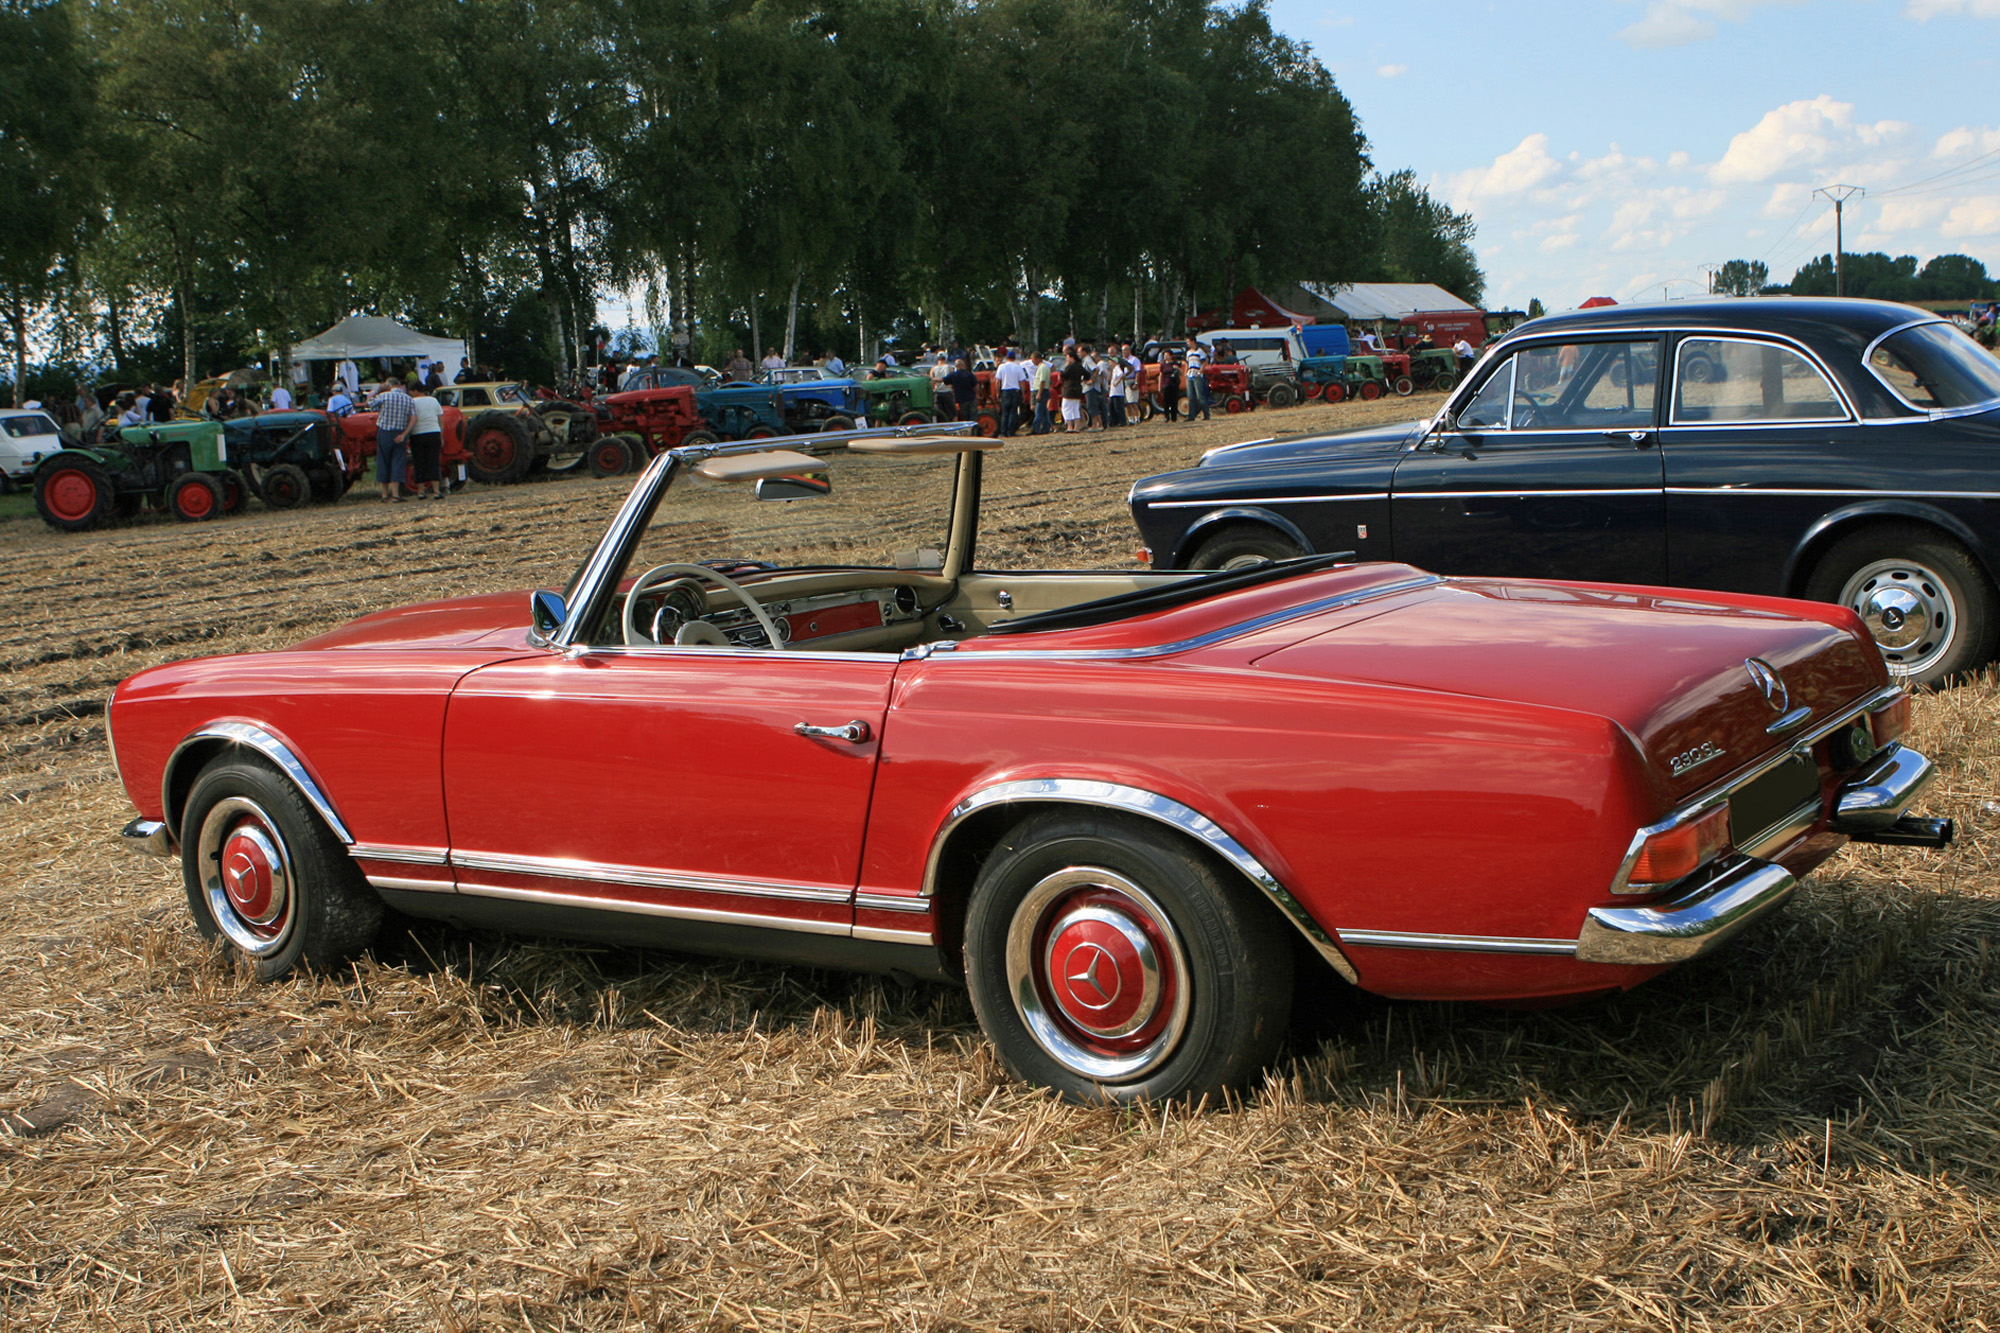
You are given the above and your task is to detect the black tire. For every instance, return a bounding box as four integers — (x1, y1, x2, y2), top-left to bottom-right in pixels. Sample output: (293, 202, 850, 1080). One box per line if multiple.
(1265, 382, 1299, 408)
(33, 456, 115, 532)
(679, 430, 719, 449)
(1430, 370, 1457, 393)
(534, 399, 596, 473)
(819, 414, 856, 433)
(259, 462, 311, 510)
(1143, 394, 1163, 422)
(168, 471, 226, 522)
(1187, 524, 1304, 571)
(464, 412, 536, 485)
(1803, 523, 1998, 687)
(306, 465, 344, 503)
(219, 469, 249, 513)
(179, 757, 383, 980)
(962, 811, 1293, 1104)
(588, 435, 634, 478)
(1392, 375, 1415, 397)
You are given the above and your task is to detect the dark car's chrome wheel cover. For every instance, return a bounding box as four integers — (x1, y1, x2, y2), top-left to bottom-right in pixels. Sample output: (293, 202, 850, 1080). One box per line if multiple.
(197, 796, 297, 957)
(1839, 558, 1957, 677)
(1006, 866, 1191, 1082)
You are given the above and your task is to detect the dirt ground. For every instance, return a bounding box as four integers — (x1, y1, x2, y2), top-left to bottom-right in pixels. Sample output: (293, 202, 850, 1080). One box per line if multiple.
(4, 391, 2000, 1330)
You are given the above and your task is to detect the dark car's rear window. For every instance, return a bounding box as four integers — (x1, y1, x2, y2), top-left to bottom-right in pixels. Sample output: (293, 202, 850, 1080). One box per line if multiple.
(1868, 323, 2000, 411)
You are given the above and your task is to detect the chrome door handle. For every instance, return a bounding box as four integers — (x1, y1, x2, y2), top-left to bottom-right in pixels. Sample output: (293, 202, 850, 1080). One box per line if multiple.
(1603, 429, 1653, 445)
(794, 719, 872, 743)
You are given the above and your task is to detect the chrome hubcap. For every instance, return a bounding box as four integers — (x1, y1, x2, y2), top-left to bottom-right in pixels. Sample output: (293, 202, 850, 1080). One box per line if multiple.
(1839, 559, 1956, 676)
(1006, 867, 1190, 1082)
(197, 797, 296, 957)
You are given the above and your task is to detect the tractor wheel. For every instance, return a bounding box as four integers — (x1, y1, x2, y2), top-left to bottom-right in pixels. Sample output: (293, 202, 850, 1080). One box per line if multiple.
(745, 427, 779, 441)
(1430, 371, 1457, 393)
(306, 465, 344, 503)
(819, 415, 856, 434)
(1358, 381, 1383, 401)
(1142, 395, 1163, 422)
(976, 412, 1000, 438)
(1265, 382, 1299, 409)
(464, 412, 536, 485)
(260, 463, 311, 510)
(35, 458, 115, 532)
(898, 411, 932, 426)
(1392, 376, 1415, 397)
(219, 470, 249, 513)
(1323, 383, 1347, 404)
(679, 430, 719, 449)
(169, 471, 225, 522)
(1223, 394, 1248, 414)
(534, 400, 595, 473)
(587, 436, 634, 478)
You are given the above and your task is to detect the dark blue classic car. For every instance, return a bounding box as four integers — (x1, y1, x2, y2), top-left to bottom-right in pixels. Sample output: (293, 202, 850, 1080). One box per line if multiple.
(1129, 298, 2000, 686)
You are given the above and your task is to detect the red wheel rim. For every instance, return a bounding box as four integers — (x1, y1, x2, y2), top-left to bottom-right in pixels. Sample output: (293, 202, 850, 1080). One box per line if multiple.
(471, 428, 516, 469)
(44, 468, 98, 521)
(1360, 382, 1381, 400)
(1223, 395, 1246, 413)
(977, 414, 999, 438)
(1326, 384, 1345, 403)
(1303, 383, 1323, 400)
(197, 797, 296, 957)
(746, 427, 777, 440)
(175, 480, 215, 519)
(592, 442, 625, 472)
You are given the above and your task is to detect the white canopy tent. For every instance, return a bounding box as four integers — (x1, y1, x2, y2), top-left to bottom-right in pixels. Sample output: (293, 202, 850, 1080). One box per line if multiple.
(289, 316, 466, 371)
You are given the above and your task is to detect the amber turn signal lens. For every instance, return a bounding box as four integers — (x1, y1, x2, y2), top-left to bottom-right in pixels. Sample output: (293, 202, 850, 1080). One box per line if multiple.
(1629, 804, 1732, 889)
(1135, 547, 1152, 565)
(1869, 694, 1910, 747)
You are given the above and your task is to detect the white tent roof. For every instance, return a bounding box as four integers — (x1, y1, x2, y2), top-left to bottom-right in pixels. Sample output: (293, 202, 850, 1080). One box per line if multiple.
(1296, 283, 1477, 321)
(290, 316, 466, 367)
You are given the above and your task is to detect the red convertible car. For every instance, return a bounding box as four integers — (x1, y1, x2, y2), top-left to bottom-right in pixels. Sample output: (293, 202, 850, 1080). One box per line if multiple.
(110, 428, 1951, 1102)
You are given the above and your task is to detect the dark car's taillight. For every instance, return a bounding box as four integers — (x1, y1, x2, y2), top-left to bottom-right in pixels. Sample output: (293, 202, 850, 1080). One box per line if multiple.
(1869, 694, 1911, 748)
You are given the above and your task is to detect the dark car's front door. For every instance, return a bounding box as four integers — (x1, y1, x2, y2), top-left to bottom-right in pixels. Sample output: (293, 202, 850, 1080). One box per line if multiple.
(1391, 336, 1668, 584)
(441, 648, 895, 935)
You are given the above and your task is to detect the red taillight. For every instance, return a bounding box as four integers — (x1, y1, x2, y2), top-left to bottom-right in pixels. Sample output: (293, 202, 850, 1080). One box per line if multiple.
(1629, 805, 1731, 889)
(1135, 547, 1152, 565)
(1870, 694, 1910, 747)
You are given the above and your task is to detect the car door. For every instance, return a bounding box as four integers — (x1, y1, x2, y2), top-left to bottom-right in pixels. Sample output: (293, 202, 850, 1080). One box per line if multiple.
(441, 647, 896, 932)
(1659, 333, 1864, 596)
(1391, 335, 1668, 584)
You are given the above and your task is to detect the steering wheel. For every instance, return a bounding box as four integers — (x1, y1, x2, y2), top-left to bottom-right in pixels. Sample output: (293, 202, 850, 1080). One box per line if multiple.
(1512, 392, 1556, 429)
(622, 561, 790, 649)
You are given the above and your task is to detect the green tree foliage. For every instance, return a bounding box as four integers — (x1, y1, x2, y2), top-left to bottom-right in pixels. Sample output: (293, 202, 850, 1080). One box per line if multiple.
(1714, 259, 1767, 297)
(1779, 251, 1997, 302)
(1367, 170, 1481, 307)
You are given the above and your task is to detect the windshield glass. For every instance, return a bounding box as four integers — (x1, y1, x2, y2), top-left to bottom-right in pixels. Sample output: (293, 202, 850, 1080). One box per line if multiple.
(2, 414, 59, 438)
(1868, 323, 2000, 411)
(497, 383, 533, 405)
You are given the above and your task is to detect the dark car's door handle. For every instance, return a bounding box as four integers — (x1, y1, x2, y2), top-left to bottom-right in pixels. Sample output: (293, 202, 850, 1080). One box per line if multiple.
(1603, 430, 1653, 447)
(795, 719, 872, 743)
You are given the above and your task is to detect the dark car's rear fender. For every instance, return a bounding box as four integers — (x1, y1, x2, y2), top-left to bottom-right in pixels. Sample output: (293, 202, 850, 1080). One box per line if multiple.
(1786, 498, 1999, 596)
(1173, 507, 1316, 566)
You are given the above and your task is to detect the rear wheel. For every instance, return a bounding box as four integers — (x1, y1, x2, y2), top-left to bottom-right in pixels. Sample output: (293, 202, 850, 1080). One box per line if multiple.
(1392, 376, 1415, 397)
(976, 412, 1000, 438)
(898, 411, 932, 426)
(678, 430, 719, 449)
(1358, 380, 1383, 401)
(1223, 394, 1248, 414)
(464, 412, 536, 485)
(1805, 524, 1998, 687)
(1324, 382, 1347, 404)
(1187, 523, 1304, 571)
(168, 471, 225, 521)
(219, 469, 250, 512)
(587, 435, 634, 478)
(35, 459, 115, 532)
(180, 757, 383, 980)
(818, 415, 856, 434)
(534, 400, 594, 472)
(1264, 382, 1299, 409)
(962, 811, 1292, 1104)
(1430, 370, 1457, 393)
(259, 463, 311, 510)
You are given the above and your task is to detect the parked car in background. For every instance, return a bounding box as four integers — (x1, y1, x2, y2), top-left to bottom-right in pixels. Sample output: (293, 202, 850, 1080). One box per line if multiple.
(1131, 298, 2000, 687)
(110, 425, 1948, 1105)
(1, 408, 66, 490)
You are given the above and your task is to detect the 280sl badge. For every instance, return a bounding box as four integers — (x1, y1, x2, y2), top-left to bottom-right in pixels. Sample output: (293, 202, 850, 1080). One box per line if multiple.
(1670, 741, 1725, 776)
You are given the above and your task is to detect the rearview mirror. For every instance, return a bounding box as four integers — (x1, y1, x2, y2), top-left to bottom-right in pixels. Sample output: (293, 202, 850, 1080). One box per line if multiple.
(755, 473, 833, 501)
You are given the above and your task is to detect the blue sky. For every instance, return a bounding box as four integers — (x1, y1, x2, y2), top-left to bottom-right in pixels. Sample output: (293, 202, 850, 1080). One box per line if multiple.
(1264, 0, 2000, 311)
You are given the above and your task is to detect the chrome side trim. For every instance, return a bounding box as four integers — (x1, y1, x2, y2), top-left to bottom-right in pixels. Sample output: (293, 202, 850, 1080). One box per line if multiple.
(366, 875, 455, 894)
(120, 817, 170, 857)
(453, 881, 850, 935)
(1579, 858, 1797, 966)
(1831, 744, 1936, 833)
(1338, 929, 1576, 956)
(1665, 485, 2000, 501)
(162, 721, 353, 845)
(853, 924, 934, 946)
(1403, 488, 1659, 500)
(924, 575, 1440, 664)
(855, 892, 930, 914)
(1609, 683, 1904, 894)
(1142, 493, 1390, 508)
(349, 842, 450, 866)
(920, 777, 1359, 984)
(449, 849, 852, 904)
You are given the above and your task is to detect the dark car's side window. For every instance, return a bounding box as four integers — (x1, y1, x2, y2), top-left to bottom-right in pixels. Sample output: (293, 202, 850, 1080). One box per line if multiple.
(1672, 337, 1846, 424)
(1460, 340, 1657, 433)
(1457, 358, 1514, 429)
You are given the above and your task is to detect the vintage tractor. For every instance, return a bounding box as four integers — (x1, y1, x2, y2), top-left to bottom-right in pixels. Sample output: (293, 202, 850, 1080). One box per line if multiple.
(859, 373, 947, 430)
(1296, 354, 1402, 403)
(591, 385, 716, 474)
(34, 420, 236, 530)
(1200, 362, 1255, 413)
(332, 406, 473, 492)
(1408, 347, 1459, 391)
(434, 381, 598, 484)
(221, 411, 349, 508)
(694, 384, 795, 441)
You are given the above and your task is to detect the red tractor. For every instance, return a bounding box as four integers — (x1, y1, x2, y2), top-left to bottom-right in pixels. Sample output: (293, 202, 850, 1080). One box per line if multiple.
(330, 407, 475, 491)
(589, 385, 716, 475)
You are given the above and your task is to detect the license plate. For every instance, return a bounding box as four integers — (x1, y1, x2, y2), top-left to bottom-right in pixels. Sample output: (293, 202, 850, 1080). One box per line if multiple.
(1730, 753, 1819, 848)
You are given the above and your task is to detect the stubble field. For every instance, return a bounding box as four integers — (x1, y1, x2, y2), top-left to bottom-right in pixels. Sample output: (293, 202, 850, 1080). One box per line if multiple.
(3, 392, 2000, 1330)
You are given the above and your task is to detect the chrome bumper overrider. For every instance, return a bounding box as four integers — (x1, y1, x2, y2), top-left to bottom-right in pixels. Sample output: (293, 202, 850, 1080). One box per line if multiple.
(121, 817, 171, 857)
(1830, 744, 1935, 834)
(1578, 857, 1797, 966)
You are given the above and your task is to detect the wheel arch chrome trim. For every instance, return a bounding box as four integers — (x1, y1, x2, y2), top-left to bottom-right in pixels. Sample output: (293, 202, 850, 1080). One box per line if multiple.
(920, 777, 1359, 983)
(161, 721, 353, 846)
(1173, 505, 1318, 566)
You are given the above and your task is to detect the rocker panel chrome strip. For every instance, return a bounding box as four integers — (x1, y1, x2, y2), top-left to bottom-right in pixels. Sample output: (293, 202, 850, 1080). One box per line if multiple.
(449, 849, 852, 904)
(1339, 929, 1578, 956)
(350, 843, 450, 866)
(453, 881, 850, 935)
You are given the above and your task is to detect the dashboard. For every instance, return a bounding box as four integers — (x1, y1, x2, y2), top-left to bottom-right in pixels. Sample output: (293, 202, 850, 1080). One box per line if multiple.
(633, 581, 928, 649)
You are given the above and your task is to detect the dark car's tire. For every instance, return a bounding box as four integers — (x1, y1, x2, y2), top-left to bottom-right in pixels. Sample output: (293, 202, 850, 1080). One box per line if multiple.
(259, 463, 311, 510)
(168, 471, 225, 522)
(587, 435, 634, 478)
(1187, 524, 1305, 571)
(180, 757, 383, 980)
(1265, 382, 1299, 408)
(1805, 524, 1999, 687)
(464, 412, 536, 485)
(34, 458, 114, 532)
(963, 811, 1293, 1105)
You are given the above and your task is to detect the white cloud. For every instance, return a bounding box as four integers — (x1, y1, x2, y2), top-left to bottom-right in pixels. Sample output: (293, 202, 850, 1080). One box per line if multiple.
(1933, 125, 2000, 158)
(1540, 233, 1581, 252)
(1443, 134, 1562, 205)
(1376, 63, 1407, 78)
(1710, 96, 1907, 184)
(1941, 196, 2000, 236)
(1907, 0, 2000, 17)
(1618, 0, 1804, 48)
(1875, 197, 1952, 231)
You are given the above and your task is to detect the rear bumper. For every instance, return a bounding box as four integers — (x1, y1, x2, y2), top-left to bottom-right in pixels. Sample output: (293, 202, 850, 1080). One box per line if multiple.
(121, 817, 172, 857)
(1578, 857, 1796, 966)
(1830, 744, 1936, 834)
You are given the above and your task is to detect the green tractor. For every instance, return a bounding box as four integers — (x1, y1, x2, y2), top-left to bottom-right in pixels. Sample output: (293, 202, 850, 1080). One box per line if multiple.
(1408, 347, 1459, 391)
(855, 374, 942, 427)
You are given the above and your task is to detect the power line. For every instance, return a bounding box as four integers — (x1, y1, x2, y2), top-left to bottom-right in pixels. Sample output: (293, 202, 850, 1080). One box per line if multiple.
(1874, 142, 2000, 198)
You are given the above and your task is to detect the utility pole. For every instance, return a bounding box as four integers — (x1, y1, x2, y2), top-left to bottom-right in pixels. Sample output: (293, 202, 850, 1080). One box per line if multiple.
(1814, 185, 1865, 296)
(1699, 263, 1721, 295)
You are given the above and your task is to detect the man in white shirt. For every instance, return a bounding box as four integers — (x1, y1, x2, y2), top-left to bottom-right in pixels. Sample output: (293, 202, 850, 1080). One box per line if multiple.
(761, 348, 786, 373)
(270, 383, 294, 410)
(1184, 342, 1211, 421)
(335, 359, 359, 395)
(1454, 338, 1476, 382)
(994, 351, 1031, 436)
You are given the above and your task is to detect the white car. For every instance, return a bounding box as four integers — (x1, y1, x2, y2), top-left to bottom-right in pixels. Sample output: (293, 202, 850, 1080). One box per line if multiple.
(1, 409, 65, 488)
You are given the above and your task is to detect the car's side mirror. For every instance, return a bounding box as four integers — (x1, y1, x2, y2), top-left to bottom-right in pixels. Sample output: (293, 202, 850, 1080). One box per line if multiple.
(530, 589, 568, 645)
(755, 474, 832, 502)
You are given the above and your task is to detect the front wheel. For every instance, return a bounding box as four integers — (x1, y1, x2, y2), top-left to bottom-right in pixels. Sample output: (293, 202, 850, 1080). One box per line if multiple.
(180, 757, 383, 979)
(1264, 382, 1299, 408)
(34, 458, 114, 532)
(587, 435, 634, 478)
(1392, 376, 1415, 397)
(259, 462, 311, 510)
(818, 415, 855, 434)
(963, 812, 1293, 1104)
(168, 471, 225, 521)
(1188, 523, 1304, 571)
(1805, 524, 1997, 686)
